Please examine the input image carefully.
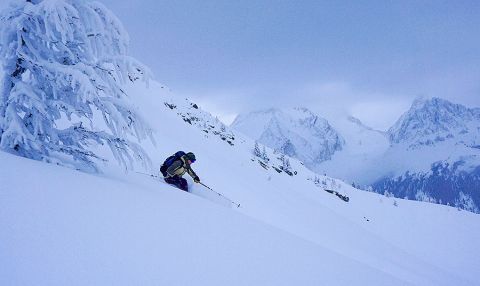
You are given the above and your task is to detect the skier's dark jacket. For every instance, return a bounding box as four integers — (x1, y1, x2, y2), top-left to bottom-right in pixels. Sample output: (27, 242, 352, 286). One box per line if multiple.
(165, 155, 198, 180)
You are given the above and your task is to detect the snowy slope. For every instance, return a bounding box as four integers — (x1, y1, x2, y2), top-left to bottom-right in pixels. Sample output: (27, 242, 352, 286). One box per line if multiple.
(2, 81, 479, 285)
(2, 152, 405, 286)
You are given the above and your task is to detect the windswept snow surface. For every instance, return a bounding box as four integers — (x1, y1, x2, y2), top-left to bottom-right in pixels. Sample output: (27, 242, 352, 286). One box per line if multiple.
(2, 82, 480, 285)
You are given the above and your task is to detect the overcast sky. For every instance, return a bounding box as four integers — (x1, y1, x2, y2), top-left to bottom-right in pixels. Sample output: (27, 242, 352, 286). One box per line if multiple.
(3, 0, 480, 130)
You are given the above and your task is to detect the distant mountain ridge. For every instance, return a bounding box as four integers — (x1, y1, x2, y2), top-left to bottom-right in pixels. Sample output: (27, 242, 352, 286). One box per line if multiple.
(231, 97, 480, 213)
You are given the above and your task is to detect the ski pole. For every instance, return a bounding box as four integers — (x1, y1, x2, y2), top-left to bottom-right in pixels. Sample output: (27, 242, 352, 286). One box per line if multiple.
(198, 181, 213, 190)
(137, 172, 241, 208)
(198, 182, 241, 208)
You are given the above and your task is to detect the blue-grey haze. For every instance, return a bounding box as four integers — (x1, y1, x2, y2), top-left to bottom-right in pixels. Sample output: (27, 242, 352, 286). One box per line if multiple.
(2, 0, 480, 129)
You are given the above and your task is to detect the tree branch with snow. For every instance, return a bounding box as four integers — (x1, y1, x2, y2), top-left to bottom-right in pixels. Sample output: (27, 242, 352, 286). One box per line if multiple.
(0, 0, 153, 172)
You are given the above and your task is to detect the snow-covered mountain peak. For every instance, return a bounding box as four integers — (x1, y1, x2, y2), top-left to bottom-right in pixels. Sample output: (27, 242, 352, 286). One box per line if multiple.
(388, 97, 480, 147)
(231, 107, 344, 168)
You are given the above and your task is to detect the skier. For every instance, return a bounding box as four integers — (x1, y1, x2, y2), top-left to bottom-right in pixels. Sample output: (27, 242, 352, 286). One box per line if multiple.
(160, 151, 200, 192)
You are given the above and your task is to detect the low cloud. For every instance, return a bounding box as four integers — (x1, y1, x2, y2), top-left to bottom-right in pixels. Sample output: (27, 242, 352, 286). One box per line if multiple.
(178, 81, 418, 130)
(178, 77, 478, 131)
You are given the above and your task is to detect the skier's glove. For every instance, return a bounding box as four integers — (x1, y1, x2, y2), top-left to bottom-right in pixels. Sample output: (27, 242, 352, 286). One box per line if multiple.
(194, 176, 200, 183)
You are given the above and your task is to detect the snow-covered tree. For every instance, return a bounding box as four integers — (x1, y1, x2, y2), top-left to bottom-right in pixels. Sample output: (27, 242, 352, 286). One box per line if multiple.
(0, 0, 153, 172)
(280, 139, 295, 157)
(261, 146, 270, 162)
(253, 141, 261, 158)
(278, 153, 290, 170)
(283, 157, 291, 172)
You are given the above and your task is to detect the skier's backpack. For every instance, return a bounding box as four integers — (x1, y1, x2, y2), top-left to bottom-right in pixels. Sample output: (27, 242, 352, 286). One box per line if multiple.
(160, 151, 186, 177)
